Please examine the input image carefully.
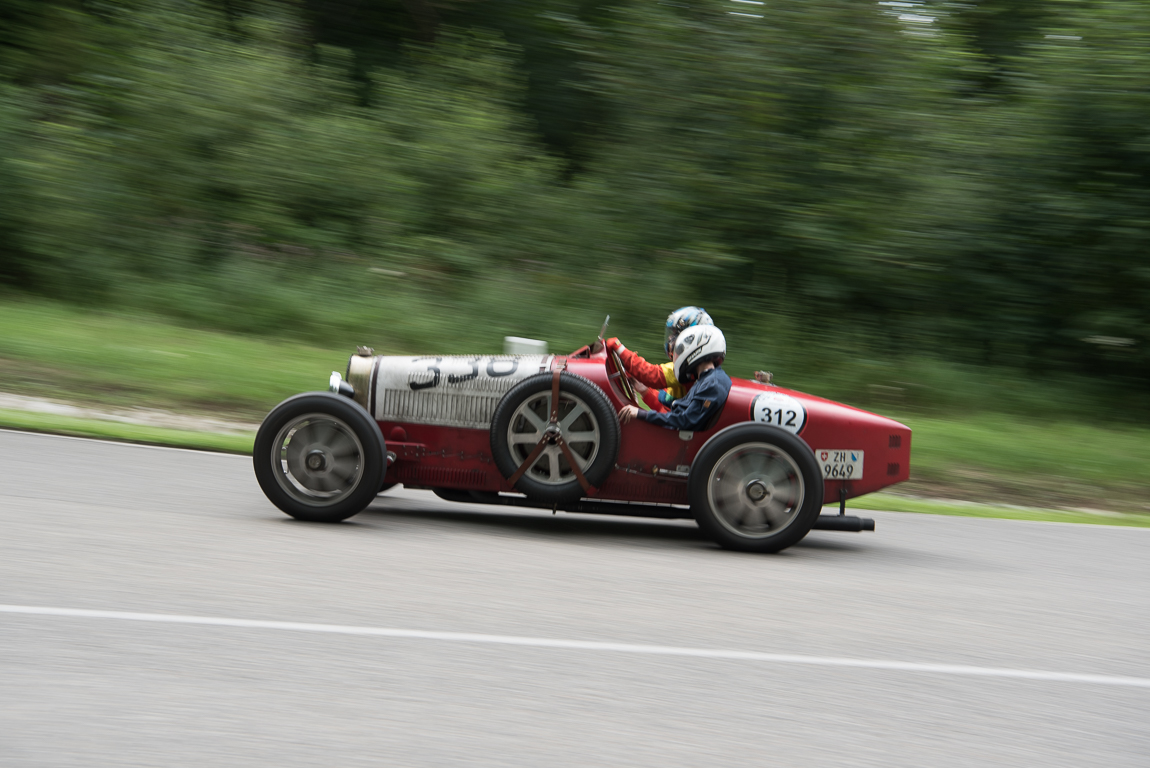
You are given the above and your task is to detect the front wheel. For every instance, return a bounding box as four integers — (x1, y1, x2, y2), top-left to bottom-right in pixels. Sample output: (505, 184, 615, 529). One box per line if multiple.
(689, 424, 823, 553)
(253, 392, 386, 522)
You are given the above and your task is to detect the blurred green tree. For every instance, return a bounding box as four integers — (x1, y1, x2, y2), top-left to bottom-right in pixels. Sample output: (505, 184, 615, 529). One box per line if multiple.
(0, 0, 1146, 397)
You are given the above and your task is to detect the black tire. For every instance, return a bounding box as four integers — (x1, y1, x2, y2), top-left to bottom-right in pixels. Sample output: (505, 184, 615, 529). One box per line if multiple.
(689, 423, 823, 553)
(491, 372, 620, 504)
(253, 392, 386, 523)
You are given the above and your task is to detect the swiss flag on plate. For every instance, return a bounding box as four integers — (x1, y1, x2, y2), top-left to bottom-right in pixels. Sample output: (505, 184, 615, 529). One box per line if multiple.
(820, 451, 829, 461)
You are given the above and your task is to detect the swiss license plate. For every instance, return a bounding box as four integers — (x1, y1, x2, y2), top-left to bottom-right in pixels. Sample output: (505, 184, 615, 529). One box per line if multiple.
(817, 449, 864, 480)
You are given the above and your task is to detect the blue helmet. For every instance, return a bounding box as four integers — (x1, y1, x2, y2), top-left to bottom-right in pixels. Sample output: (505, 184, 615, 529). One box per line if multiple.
(664, 306, 714, 357)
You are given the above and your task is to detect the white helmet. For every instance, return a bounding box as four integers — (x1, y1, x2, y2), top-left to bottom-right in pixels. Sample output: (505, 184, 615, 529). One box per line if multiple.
(673, 326, 726, 383)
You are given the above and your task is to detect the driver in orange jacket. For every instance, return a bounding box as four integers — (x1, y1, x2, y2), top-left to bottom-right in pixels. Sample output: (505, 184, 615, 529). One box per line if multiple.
(604, 337, 683, 412)
(603, 306, 713, 412)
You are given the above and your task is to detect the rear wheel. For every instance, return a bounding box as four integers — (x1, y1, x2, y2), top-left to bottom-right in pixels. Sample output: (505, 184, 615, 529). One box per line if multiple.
(253, 392, 386, 522)
(690, 424, 823, 553)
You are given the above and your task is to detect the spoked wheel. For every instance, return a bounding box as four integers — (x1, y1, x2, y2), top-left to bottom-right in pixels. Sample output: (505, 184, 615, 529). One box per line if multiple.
(508, 390, 601, 484)
(709, 444, 805, 535)
(253, 392, 386, 522)
(272, 414, 364, 502)
(690, 424, 822, 553)
(491, 372, 619, 503)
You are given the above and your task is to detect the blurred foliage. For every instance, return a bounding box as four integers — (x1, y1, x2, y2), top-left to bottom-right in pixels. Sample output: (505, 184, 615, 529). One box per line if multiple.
(0, 0, 1147, 416)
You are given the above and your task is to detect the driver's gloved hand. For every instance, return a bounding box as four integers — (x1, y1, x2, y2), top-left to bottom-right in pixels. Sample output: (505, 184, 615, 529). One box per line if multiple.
(605, 337, 625, 353)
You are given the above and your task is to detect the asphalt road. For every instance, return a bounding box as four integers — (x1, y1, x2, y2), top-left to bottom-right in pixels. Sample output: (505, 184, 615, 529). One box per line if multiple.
(1, 430, 1148, 767)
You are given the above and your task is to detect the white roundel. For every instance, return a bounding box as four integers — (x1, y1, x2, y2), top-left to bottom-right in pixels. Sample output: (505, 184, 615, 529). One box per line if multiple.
(751, 391, 807, 434)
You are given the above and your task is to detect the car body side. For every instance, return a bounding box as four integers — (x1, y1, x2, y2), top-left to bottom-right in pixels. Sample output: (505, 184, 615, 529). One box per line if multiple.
(345, 348, 911, 507)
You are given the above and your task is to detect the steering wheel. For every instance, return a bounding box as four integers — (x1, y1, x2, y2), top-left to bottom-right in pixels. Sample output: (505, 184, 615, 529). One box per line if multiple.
(597, 314, 637, 404)
(608, 347, 637, 404)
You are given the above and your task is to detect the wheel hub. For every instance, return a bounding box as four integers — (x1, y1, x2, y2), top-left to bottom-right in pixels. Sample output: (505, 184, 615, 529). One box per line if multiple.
(745, 478, 769, 503)
(305, 449, 327, 472)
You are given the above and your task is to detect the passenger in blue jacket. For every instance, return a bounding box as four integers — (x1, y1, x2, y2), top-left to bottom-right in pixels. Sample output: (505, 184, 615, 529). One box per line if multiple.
(619, 326, 731, 431)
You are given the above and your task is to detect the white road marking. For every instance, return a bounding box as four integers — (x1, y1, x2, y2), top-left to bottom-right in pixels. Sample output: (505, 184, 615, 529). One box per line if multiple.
(3, 604, 1148, 689)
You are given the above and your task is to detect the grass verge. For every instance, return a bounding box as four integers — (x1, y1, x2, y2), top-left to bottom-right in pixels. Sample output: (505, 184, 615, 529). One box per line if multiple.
(834, 493, 1150, 529)
(884, 412, 1150, 514)
(0, 408, 253, 454)
(0, 298, 344, 419)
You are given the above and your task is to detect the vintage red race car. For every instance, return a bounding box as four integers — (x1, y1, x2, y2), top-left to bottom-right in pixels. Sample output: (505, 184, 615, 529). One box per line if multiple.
(253, 337, 911, 553)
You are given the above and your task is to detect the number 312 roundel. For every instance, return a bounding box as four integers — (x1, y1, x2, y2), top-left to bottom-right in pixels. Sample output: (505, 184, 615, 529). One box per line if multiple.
(751, 391, 807, 434)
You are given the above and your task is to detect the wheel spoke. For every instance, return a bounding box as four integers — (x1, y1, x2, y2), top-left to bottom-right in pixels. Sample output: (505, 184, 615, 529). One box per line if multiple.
(328, 433, 358, 459)
(727, 454, 758, 483)
(558, 403, 587, 432)
(763, 463, 792, 487)
(312, 420, 337, 447)
(509, 431, 542, 445)
(564, 430, 597, 444)
(744, 451, 772, 477)
(546, 447, 562, 481)
(713, 480, 744, 516)
(520, 406, 547, 432)
(304, 472, 330, 492)
(775, 475, 799, 502)
(764, 496, 792, 527)
(564, 444, 588, 470)
(742, 505, 767, 530)
(329, 459, 358, 483)
(288, 423, 317, 449)
(528, 446, 549, 473)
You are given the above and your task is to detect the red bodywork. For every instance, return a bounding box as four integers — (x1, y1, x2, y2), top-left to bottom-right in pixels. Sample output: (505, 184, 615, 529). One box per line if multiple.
(379, 348, 911, 507)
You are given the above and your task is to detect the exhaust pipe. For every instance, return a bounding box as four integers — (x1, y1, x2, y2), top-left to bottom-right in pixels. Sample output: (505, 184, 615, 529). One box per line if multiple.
(811, 515, 875, 532)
